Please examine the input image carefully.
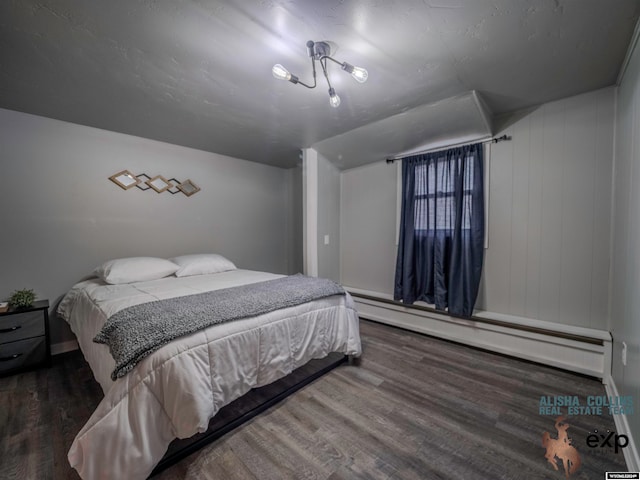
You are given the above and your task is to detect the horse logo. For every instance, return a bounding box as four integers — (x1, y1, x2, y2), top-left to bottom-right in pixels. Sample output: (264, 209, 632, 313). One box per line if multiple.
(542, 416, 581, 478)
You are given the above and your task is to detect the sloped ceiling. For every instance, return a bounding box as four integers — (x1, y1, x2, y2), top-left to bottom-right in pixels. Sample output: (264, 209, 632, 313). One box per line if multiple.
(313, 90, 493, 169)
(1, 0, 639, 169)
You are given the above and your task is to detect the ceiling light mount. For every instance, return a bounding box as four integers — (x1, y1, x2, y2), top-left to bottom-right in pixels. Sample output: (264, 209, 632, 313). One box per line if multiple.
(309, 40, 331, 60)
(272, 40, 367, 108)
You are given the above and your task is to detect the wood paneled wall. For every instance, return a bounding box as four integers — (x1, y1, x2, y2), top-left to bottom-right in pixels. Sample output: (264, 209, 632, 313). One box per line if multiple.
(340, 87, 615, 331)
(479, 87, 614, 329)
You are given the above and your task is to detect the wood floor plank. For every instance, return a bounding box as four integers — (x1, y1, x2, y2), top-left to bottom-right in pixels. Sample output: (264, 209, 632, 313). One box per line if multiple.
(0, 319, 628, 479)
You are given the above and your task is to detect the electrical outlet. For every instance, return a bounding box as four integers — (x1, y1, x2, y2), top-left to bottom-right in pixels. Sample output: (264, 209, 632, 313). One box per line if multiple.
(622, 341, 627, 366)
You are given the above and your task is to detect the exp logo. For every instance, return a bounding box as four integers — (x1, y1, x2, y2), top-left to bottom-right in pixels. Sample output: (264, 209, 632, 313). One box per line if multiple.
(586, 429, 629, 453)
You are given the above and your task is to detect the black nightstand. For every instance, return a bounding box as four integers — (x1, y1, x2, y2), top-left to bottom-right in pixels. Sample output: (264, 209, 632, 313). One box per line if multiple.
(0, 299, 51, 376)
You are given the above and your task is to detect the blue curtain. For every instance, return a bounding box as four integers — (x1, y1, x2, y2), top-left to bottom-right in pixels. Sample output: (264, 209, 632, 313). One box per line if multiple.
(394, 143, 484, 317)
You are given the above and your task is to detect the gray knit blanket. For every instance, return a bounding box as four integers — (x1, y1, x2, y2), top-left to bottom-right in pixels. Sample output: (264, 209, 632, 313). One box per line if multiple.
(94, 274, 345, 380)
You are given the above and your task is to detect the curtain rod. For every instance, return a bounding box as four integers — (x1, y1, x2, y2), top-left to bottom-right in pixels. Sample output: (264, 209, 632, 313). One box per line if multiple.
(385, 134, 511, 164)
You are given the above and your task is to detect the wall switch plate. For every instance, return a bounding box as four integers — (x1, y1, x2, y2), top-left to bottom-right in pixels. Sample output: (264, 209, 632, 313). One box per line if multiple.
(622, 341, 627, 366)
(324, 234, 330, 245)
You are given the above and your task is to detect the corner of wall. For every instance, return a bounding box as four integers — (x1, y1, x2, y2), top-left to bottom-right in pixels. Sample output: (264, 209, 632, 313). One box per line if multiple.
(605, 375, 640, 471)
(617, 17, 640, 86)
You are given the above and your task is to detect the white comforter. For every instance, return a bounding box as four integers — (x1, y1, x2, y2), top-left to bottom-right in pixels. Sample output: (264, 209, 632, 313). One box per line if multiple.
(57, 270, 361, 480)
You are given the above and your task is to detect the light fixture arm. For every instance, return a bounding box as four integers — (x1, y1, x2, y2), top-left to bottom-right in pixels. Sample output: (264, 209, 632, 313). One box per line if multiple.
(320, 57, 333, 90)
(321, 55, 343, 68)
(294, 55, 317, 89)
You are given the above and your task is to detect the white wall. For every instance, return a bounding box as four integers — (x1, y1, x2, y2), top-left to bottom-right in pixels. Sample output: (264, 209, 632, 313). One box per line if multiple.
(302, 148, 341, 282)
(611, 31, 640, 466)
(340, 161, 397, 294)
(340, 87, 615, 331)
(0, 108, 295, 346)
(317, 153, 340, 282)
(285, 163, 304, 275)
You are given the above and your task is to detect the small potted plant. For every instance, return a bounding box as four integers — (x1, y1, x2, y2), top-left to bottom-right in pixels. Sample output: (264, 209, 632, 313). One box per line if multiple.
(8, 288, 36, 309)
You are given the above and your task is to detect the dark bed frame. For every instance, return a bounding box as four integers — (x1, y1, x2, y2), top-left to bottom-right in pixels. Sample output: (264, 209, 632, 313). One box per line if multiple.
(149, 352, 349, 477)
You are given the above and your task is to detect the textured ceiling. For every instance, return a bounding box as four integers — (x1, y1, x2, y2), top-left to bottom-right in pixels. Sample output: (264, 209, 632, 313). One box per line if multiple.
(1, 0, 639, 169)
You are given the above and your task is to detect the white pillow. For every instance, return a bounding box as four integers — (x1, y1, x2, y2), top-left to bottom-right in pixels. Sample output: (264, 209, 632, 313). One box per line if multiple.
(94, 257, 179, 285)
(170, 254, 237, 277)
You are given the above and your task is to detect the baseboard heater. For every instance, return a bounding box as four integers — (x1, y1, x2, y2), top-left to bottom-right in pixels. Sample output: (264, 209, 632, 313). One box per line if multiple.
(347, 288, 612, 382)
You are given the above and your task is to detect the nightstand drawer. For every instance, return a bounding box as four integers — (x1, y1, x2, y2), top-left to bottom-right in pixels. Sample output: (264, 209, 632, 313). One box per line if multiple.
(0, 310, 45, 344)
(0, 336, 47, 374)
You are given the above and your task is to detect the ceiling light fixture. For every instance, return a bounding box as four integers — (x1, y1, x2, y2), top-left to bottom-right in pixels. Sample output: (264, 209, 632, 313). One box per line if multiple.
(272, 40, 368, 108)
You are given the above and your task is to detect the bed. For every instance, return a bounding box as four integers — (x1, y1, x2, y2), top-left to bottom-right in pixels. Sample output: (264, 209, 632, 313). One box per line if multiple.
(57, 255, 362, 480)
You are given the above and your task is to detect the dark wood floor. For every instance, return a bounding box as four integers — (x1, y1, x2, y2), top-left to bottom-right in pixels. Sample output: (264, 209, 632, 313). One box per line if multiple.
(0, 319, 628, 479)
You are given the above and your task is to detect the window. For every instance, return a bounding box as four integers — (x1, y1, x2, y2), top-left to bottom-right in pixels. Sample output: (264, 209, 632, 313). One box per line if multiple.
(413, 155, 475, 232)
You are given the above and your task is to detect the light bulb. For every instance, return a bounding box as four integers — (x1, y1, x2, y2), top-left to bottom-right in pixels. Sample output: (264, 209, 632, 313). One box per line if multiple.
(350, 66, 368, 83)
(272, 64, 291, 81)
(328, 88, 341, 108)
(341, 62, 368, 83)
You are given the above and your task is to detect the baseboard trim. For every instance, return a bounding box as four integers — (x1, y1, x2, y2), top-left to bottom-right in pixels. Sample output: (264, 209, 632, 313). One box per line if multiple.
(604, 375, 640, 471)
(51, 340, 78, 356)
(348, 288, 611, 380)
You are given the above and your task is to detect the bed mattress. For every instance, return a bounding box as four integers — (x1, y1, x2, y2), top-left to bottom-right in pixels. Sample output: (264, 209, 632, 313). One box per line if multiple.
(57, 269, 361, 480)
